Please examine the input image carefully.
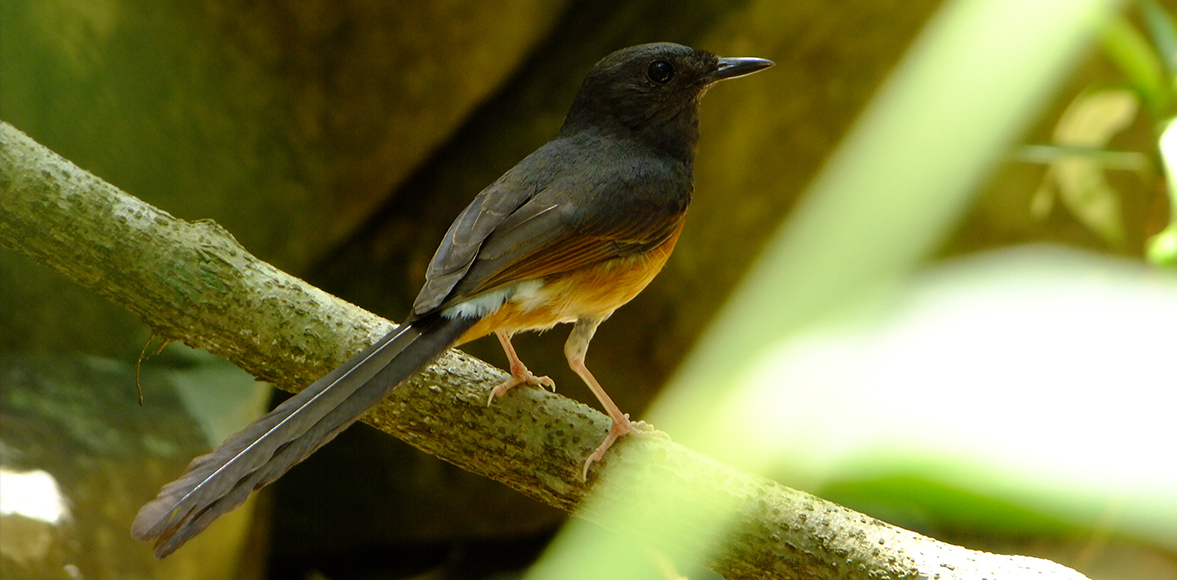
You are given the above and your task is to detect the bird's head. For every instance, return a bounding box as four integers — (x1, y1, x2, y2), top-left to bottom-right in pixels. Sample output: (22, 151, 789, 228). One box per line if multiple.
(561, 42, 772, 161)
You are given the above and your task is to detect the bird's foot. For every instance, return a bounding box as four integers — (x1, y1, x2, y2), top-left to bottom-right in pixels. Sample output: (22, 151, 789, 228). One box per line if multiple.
(487, 365, 554, 406)
(581, 415, 664, 481)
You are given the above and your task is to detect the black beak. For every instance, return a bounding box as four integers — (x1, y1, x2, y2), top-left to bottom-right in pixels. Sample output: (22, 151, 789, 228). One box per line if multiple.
(708, 56, 774, 82)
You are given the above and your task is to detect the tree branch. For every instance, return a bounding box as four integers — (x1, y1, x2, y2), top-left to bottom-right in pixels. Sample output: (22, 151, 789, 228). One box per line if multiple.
(0, 121, 1091, 580)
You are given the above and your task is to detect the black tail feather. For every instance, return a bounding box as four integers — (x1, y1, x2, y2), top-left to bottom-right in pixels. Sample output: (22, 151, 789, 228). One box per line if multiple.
(132, 314, 476, 557)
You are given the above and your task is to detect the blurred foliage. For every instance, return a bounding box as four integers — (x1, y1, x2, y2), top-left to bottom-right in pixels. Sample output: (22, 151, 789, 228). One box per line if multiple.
(527, 1, 1177, 580)
(1018, 0, 1177, 266)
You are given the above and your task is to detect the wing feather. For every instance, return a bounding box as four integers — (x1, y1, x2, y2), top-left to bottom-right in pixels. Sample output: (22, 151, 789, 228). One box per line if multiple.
(411, 136, 691, 318)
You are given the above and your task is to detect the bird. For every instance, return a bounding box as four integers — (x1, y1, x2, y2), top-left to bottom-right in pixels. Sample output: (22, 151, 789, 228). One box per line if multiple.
(132, 42, 772, 558)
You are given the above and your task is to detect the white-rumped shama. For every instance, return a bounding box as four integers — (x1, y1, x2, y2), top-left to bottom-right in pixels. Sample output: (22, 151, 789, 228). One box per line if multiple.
(133, 42, 772, 557)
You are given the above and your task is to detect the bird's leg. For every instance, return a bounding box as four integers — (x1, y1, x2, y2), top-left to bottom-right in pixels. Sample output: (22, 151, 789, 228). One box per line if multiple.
(487, 330, 555, 406)
(566, 316, 657, 480)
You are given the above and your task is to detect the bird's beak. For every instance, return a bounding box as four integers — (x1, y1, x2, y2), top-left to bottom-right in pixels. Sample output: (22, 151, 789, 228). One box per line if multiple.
(708, 56, 774, 82)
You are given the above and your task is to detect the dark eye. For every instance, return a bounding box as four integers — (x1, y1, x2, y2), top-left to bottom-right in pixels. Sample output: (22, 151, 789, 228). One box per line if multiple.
(646, 60, 675, 84)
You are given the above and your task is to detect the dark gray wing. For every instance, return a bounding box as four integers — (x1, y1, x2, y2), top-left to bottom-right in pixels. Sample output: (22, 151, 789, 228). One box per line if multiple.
(410, 136, 692, 318)
(409, 158, 544, 317)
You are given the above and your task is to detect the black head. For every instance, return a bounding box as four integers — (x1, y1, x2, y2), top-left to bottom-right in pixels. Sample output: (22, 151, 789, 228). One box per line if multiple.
(560, 42, 773, 162)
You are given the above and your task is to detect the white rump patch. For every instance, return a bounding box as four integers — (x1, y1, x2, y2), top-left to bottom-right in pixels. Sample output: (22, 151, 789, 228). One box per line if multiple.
(441, 280, 545, 319)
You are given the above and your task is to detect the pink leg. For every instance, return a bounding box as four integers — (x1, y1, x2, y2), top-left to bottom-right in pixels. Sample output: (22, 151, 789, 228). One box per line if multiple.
(566, 317, 656, 480)
(487, 330, 555, 406)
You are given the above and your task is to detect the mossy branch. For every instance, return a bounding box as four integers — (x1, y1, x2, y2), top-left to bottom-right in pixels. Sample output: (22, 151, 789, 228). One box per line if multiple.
(0, 121, 1091, 580)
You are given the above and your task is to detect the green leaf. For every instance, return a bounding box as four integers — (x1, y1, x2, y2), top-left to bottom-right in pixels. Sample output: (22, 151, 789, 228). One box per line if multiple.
(1013, 144, 1151, 171)
(1140, 0, 1177, 79)
(1037, 89, 1139, 246)
(1147, 225, 1177, 266)
(1148, 117, 1177, 267)
(1100, 14, 1170, 117)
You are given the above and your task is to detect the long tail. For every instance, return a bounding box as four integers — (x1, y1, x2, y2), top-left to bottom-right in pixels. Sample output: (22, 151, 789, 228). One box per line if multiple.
(132, 313, 476, 558)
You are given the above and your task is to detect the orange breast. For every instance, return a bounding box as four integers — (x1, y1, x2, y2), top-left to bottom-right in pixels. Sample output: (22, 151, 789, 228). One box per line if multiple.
(455, 221, 684, 344)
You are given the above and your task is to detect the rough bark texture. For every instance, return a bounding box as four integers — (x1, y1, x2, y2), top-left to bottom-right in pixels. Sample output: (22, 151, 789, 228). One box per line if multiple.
(0, 121, 1094, 580)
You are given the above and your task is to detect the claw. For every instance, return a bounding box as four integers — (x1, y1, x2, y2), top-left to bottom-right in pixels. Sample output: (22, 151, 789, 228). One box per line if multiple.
(581, 417, 662, 480)
(487, 330, 555, 406)
(486, 369, 554, 406)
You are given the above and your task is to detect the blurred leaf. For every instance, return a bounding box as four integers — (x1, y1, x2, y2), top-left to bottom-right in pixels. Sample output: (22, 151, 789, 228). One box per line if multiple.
(820, 473, 1088, 540)
(723, 248, 1177, 549)
(1015, 145, 1152, 171)
(1140, 0, 1177, 79)
(1100, 14, 1169, 116)
(1035, 89, 1137, 245)
(1019, 144, 1151, 221)
(1148, 225, 1177, 265)
(657, 0, 1121, 443)
(1146, 117, 1177, 266)
(526, 0, 1125, 577)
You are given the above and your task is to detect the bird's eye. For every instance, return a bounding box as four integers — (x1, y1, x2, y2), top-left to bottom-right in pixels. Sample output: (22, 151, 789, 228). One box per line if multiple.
(646, 60, 675, 84)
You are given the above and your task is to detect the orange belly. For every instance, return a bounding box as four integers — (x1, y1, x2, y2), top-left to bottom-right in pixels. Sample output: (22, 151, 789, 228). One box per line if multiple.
(455, 222, 684, 345)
